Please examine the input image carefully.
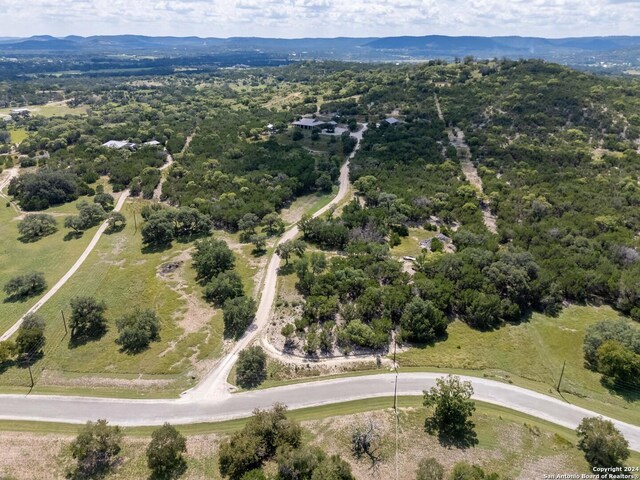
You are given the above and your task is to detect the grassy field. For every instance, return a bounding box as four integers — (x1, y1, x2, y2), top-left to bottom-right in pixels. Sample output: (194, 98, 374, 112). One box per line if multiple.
(0, 198, 260, 396)
(0, 398, 636, 479)
(0, 102, 88, 118)
(8, 126, 28, 144)
(397, 305, 640, 425)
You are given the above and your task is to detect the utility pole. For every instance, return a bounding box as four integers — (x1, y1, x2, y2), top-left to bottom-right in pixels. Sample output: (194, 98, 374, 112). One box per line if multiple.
(556, 360, 566, 393)
(28, 365, 34, 388)
(61, 310, 67, 335)
(133, 211, 138, 233)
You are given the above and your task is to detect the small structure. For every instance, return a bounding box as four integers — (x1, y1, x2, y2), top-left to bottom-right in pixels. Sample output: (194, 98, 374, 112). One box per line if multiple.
(10, 108, 30, 118)
(383, 117, 399, 125)
(420, 233, 453, 251)
(102, 140, 136, 150)
(142, 140, 161, 147)
(293, 118, 325, 130)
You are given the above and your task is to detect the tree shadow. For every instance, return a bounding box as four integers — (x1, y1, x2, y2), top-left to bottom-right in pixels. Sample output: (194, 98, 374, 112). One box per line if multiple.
(141, 242, 173, 254)
(277, 264, 295, 276)
(252, 248, 267, 257)
(68, 329, 107, 349)
(174, 231, 210, 244)
(148, 459, 187, 480)
(600, 377, 640, 403)
(105, 224, 125, 235)
(63, 231, 84, 241)
(425, 418, 478, 449)
(18, 235, 45, 244)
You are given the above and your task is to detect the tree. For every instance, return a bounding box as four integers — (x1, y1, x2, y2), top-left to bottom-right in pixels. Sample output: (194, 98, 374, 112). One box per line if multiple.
(576, 417, 630, 468)
(3, 271, 46, 300)
(64, 215, 85, 234)
(449, 462, 500, 480)
(276, 239, 307, 265)
(106, 211, 126, 232)
(401, 298, 447, 343)
(416, 457, 444, 480)
(351, 419, 382, 467)
(69, 419, 122, 479)
(15, 313, 45, 359)
(238, 213, 260, 236)
(0, 340, 15, 364)
(146, 423, 187, 480)
(596, 340, 640, 386)
(77, 201, 107, 229)
(218, 404, 302, 479)
(192, 238, 235, 282)
(116, 308, 161, 353)
(223, 296, 256, 339)
(261, 212, 285, 236)
(8, 169, 78, 210)
(93, 193, 115, 211)
(17, 213, 57, 241)
(250, 234, 267, 255)
(236, 345, 267, 389)
(69, 296, 107, 340)
(204, 271, 244, 306)
(142, 214, 175, 247)
(423, 375, 477, 447)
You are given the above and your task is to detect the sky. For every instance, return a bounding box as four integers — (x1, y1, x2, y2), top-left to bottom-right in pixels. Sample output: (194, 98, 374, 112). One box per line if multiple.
(0, 0, 639, 38)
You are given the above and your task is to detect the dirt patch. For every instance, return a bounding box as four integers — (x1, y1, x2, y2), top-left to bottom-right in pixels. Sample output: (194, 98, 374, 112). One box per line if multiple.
(39, 369, 173, 390)
(0, 431, 70, 480)
(156, 250, 215, 335)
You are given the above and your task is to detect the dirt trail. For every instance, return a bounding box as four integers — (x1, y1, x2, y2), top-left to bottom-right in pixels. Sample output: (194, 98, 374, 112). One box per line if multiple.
(435, 94, 497, 234)
(152, 133, 193, 201)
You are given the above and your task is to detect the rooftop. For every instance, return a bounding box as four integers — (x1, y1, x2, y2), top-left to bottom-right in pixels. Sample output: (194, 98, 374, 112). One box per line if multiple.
(102, 140, 134, 149)
(293, 118, 325, 127)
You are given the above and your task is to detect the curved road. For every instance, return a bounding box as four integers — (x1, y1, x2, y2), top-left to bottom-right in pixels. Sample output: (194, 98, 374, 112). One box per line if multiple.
(1, 126, 638, 452)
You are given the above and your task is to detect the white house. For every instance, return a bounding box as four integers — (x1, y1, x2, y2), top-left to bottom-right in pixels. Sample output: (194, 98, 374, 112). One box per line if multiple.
(102, 140, 136, 150)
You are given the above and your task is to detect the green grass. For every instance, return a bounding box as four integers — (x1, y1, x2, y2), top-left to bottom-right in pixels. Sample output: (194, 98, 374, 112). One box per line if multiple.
(397, 305, 640, 425)
(0, 102, 88, 118)
(0, 199, 236, 395)
(391, 227, 432, 257)
(7, 126, 28, 144)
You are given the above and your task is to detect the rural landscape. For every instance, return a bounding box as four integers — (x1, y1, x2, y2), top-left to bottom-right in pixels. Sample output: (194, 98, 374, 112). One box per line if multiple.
(1, 6, 640, 480)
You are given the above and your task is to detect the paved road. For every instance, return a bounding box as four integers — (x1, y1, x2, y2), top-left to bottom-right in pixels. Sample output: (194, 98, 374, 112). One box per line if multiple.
(0, 190, 130, 341)
(0, 372, 638, 450)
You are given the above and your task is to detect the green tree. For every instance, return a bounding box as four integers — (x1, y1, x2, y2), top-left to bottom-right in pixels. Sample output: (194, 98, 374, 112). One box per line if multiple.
(146, 423, 187, 480)
(204, 271, 244, 307)
(93, 193, 115, 211)
(596, 340, 640, 386)
(423, 375, 477, 447)
(261, 212, 285, 236)
(236, 346, 267, 389)
(576, 417, 630, 468)
(142, 214, 175, 247)
(0, 340, 16, 364)
(218, 404, 302, 479)
(192, 238, 235, 282)
(15, 313, 46, 359)
(69, 296, 108, 340)
(69, 419, 122, 479)
(17, 213, 58, 241)
(77, 201, 107, 229)
(106, 211, 126, 232)
(250, 234, 267, 255)
(116, 308, 161, 353)
(416, 457, 444, 480)
(450, 461, 499, 480)
(3, 271, 46, 300)
(223, 296, 257, 339)
(401, 298, 447, 343)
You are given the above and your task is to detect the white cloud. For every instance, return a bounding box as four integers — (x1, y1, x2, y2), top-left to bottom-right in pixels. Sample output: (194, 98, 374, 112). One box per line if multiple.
(0, 0, 638, 37)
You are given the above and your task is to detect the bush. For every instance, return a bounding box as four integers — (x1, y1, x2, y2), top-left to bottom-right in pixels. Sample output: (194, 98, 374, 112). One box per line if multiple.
(416, 457, 444, 480)
(69, 296, 108, 341)
(236, 346, 267, 389)
(17, 213, 58, 241)
(3, 271, 46, 300)
(116, 308, 161, 353)
(142, 214, 175, 247)
(223, 296, 257, 339)
(576, 417, 630, 468)
(400, 298, 447, 343)
(146, 423, 187, 479)
(69, 419, 122, 479)
(15, 313, 46, 359)
(204, 271, 244, 306)
(583, 319, 640, 367)
(93, 193, 115, 211)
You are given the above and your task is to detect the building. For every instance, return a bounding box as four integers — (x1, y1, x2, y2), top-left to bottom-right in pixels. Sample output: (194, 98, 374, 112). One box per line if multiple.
(383, 117, 399, 125)
(10, 108, 30, 118)
(292, 118, 326, 130)
(102, 140, 136, 150)
(142, 140, 161, 147)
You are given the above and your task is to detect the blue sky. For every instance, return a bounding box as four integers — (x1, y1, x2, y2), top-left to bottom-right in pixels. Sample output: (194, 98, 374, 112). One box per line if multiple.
(1, 0, 639, 38)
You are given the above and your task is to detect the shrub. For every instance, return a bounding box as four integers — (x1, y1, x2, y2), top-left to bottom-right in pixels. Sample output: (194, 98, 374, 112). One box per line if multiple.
(223, 296, 256, 339)
(146, 423, 187, 479)
(17, 213, 58, 241)
(3, 271, 46, 300)
(204, 271, 244, 306)
(236, 346, 267, 389)
(69, 419, 122, 479)
(576, 417, 630, 468)
(116, 308, 161, 353)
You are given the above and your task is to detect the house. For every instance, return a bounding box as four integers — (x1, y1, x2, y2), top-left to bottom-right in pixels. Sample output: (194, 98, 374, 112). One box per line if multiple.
(10, 108, 30, 118)
(102, 140, 136, 150)
(383, 117, 399, 125)
(142, 140, 161, 147)
(292, 118, 325, 130)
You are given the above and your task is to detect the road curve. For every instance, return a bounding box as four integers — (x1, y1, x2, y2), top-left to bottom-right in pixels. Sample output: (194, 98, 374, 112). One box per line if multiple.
(0, 190, 130, 341)
(0, 372, 638, 450)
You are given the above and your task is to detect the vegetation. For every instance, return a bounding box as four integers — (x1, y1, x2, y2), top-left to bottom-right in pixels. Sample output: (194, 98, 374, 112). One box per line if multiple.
(423, 375, 477, 447)
(576, 417, 630, 469)
(235, 346, 267, 389)
(146, 423, 187, 480)
(3, 271, 47, 301)
(115, 308, 161, 353)
(223, 296, 257, 339)
(68, 419, 122, 479)
(69, 296, 108, 342)
(15, 313, 46, 361)
(416, 457, 444, 480)
(17, 214, 58, 242)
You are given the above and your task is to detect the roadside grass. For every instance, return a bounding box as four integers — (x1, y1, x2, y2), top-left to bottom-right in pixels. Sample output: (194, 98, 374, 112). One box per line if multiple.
(0, 399, 637, 480)
(0, 200, 250, 395)
(280, 187, 337, 227)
